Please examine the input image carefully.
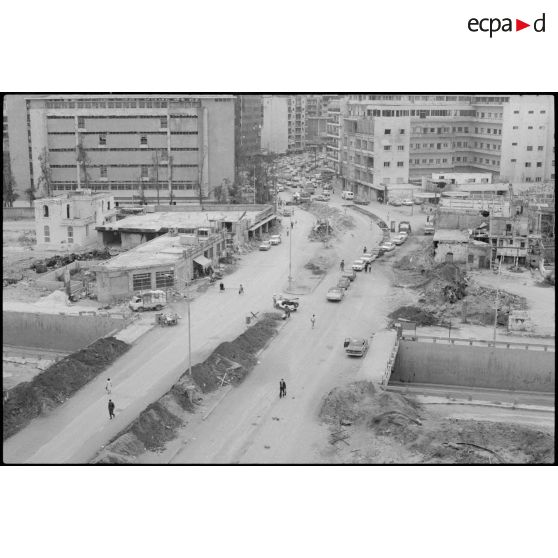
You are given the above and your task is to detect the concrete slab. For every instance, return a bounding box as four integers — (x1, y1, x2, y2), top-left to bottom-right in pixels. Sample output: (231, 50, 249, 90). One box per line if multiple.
(358, 329, 398, 384)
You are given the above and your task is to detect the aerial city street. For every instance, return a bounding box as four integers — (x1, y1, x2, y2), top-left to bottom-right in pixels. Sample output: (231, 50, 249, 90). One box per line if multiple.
(2, 94, 555, 464)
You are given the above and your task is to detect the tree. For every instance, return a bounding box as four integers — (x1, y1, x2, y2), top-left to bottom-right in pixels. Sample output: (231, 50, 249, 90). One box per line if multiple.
(3, 161, 19, 207)
(151, 151, 161, 206)
(25, 185, 36, 207)
(76, 139, 91, 189)
(37, 148, 53, 197)
(137, 174, 147, 205)
(228, 181, 243, 204)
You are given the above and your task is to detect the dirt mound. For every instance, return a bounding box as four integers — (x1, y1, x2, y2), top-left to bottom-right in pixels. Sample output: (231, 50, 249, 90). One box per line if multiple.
(304, 255, 335, 275)
(94, 314, 283, 462)
(305, 204, 355, 235)
(388, 306, 437, 326)
(3, 337, 130, 440)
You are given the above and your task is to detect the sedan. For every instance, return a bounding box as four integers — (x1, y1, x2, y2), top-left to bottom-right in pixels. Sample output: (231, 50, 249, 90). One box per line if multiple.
(401, 199, 413, 206)
(392, 235, 406, 245)
(259, 241, 272, 251)
(337, 277, 351, 290)
(381, 241, 396, 252)
(361, 253, 377, 264)
(326, 287, 345, 302)
(313, 194, 329, 202)
(389, 199, 402, 206)
(344, 337, 370, 357)
(341, 269, 357, 281)
(270, 235, 282, 245)
(352, 259, 365, 271)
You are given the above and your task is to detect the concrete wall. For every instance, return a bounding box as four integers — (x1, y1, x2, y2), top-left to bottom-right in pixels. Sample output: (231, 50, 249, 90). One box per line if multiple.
(3, 311, 129, 352)
(391, 340, 554, 392)
(3, 207, 35, 219)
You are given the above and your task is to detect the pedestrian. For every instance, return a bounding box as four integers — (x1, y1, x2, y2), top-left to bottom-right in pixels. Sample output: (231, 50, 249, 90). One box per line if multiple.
(368, 261, 372, 273)
(285, 306, 291, 319)
(108, 399, 115, 420)
(279, 379, 287, 398)
(363, 246, 367, 253)
(291, 221, 294, 229)
(220, 282, 225, 292)
(311, 314, 316, 329)
(239, 284, 244, 295)
(340, 259, 345, 271)
(105, 378, 112, 395)
(273, 294, 277, 308)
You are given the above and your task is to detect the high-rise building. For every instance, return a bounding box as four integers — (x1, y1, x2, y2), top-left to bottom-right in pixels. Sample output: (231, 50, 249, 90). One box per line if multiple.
(261, 96, 289, 154)
(5, 94, 235, 205)
(235, 95, 262, 162)
(334, 95, 554, 202)
(287, 95, 307, 152)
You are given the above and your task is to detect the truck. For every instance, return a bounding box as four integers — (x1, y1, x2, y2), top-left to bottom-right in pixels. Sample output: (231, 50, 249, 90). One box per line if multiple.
(398, 221, 412, 234)
(129, 290, 167, 312)
(299, 191, 312, 203)
(424, 222, 435, 235)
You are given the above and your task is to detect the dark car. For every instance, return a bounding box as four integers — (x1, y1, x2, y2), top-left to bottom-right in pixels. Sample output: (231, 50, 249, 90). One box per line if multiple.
(337, 277, 351, 290)
(341, 269, 356, 281)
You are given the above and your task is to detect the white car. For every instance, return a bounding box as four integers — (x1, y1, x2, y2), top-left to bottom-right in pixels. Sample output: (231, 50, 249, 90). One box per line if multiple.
(259, 240, 272, 251)
(361, 253, 377, 264)
(381, 241, 396, 252)
(326, 287, 345, 302)
(352, 259, 365, 271)
(392, 234, 406, 245)
(270, 235, 281, 245)
(401, 199, 414, 206)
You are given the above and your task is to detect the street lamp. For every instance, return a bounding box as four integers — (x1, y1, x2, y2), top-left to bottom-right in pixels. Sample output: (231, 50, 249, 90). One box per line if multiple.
(288, 217, 293, 288)
(168, 273, 192, 376)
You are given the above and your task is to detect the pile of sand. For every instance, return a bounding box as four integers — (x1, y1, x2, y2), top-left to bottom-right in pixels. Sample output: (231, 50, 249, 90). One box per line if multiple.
(94, 314, 283, 463)
(3, 337, 130, 440)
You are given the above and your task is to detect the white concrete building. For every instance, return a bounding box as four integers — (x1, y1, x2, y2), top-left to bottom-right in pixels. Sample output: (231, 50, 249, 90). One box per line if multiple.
(34, 189, 117, 249)
(261, 96, 289, 154)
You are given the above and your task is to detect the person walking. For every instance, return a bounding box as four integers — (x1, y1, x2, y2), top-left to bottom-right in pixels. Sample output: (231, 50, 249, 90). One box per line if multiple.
(105, 378, 112, 395)
(108, 399, 115, 420)
(219, 282, 225, 292)
(340, 259, 345, 272)
(239, 284, 244, 295)
(311, 314, 316, 329)
(291, 221, 294, 229)
(273, 294, 277, 308)
(363, 246, 367, 253)
(279, 379, 287, 398)
(284, 306, 291, 319)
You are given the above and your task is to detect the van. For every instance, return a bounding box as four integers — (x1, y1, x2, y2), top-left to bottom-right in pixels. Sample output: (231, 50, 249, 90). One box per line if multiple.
(342, 191, 354, 200)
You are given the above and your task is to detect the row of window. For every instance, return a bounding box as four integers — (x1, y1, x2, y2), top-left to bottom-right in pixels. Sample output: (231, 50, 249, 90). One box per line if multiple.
(48, 147, 198, 153)
(52, 182, 199, 191)
(44, 98, 203, 110)
(48, 131, 198, 136)
(50, 163, 198, 169)
(513, 109, 546, 115)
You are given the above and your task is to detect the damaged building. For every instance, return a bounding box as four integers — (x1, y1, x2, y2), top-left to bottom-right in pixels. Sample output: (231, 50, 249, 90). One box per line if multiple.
(432, 229, 490, 268)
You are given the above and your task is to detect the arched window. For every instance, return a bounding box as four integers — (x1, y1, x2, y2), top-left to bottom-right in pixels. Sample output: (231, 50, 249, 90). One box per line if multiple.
(43, 205, 49, 217)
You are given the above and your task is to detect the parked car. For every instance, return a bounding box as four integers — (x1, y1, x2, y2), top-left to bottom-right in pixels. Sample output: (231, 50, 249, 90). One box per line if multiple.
(414, 198, 424, 205)
(370, 246, 385, 257)
(275, 295, 299, 311)
(352, 259, 365, 271)
(361, 253, 377, 264)
(381, 241, 396, 252)
(424, 223, 435, 235)
(326, 287, 345, 302)
(313, 194, 329, 202)
(389, 199, 402, 206)
(398, 221, 412, 234)
(341, 269, 357, 281)
(344, 337, 370, 357)
(401, 199, 413, 206)
(341, 191, 354, 200)
(337, 277, 351, 290)
(259, 240, 272, 251)
(392, 234, 406, 245)
(270, 235, 282, 245)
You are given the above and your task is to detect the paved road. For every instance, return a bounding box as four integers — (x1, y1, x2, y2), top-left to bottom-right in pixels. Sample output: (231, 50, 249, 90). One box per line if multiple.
(168, 195, 391, 463)
(3, 204, 331, 463)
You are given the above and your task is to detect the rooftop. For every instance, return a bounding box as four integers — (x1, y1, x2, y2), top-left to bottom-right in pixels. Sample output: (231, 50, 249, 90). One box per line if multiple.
(433, 229, 470, 243)
(95, 233, 221, 270)
(99, 209, 262, 233)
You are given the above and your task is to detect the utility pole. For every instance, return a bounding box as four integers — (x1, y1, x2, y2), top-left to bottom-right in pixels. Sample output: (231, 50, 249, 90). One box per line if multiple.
(288, 218, 293, 288)
(492, 255, 502, 347)
(186, 281, 192, 376)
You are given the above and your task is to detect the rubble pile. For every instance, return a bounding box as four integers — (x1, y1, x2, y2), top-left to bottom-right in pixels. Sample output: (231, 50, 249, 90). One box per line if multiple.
(93, 313, 283, 463)
(319, 382, 554, 464)
(305, 203, 355, 238)
(3, 337, 130, 440)
(30, 249, 112, 274)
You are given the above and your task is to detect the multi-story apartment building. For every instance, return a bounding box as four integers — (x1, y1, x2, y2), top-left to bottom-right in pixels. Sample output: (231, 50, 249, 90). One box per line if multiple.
(6, 94, 235, 206)
(235, 95, 262, 162)
(287, 95, 307, 152)
(261, 95, 289, 155)
(335, 95, 554, 202)
(306, 95, 337, 149)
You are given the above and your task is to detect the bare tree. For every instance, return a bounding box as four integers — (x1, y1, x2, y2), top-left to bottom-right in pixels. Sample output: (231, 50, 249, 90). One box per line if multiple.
(3, 160, 19, 207)
(76, 139, 91, 189)
(37, 148, 53, 197)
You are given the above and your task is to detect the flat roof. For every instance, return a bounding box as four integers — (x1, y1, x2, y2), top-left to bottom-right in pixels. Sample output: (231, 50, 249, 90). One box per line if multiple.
(96, 234, 192, 270)
(433, 230, 470, 243)
(26, 94, 235, 101)
(99, 210, 261, 233)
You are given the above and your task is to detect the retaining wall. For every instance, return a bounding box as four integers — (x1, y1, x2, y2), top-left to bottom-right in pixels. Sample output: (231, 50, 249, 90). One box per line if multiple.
(2, 311, 129, 352)
(391, 340, 554, 392)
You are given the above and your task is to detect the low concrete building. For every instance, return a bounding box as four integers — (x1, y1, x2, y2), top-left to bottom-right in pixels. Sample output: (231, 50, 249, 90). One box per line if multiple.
(97, 204, 277, 251)
(35, 189, 117, 249)
(489, 214, 530, 265)
(432, 229, 490, 267)
(93, 230, 227, 304)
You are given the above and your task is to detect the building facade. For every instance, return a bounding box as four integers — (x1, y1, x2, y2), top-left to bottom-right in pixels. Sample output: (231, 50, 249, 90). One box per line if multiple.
(261, 96, 289, 154)
(235, 95, 262, 162)
(334, 95, 555, 202)
(34, 190, 117, 249)
(11, 95, 235, 206)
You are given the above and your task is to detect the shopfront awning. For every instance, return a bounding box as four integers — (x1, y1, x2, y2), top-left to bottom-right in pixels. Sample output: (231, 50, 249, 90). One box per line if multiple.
(193, 255, 212, 269)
